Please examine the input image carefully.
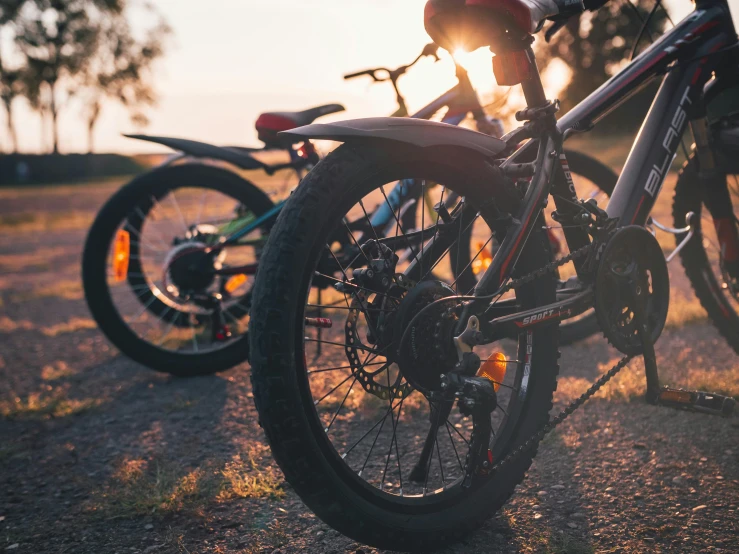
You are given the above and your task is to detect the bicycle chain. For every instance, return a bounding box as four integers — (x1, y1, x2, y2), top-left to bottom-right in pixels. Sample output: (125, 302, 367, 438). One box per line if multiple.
(464, 238, 636, 477)
(493, 241, 595, 298)
(488, 354, 633, 475)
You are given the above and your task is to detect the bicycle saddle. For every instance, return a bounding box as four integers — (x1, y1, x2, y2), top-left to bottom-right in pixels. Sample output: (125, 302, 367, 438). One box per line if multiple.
(256, 104, 346, 146)
(424, 0, 533, 53)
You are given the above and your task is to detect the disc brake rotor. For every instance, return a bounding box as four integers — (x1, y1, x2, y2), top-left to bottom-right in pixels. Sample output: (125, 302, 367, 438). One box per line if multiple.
(345, 274, 414, 401)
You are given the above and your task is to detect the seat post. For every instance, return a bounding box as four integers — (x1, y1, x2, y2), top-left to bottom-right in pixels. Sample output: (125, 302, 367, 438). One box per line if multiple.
(519, 47, 548, 108)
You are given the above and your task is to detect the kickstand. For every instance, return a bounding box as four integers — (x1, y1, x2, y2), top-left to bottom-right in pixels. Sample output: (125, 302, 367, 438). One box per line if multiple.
(630, 274, 736, 416)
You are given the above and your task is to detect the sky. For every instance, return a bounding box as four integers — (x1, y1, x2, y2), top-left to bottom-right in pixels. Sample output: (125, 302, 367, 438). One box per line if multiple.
(4, 0, 739, 154)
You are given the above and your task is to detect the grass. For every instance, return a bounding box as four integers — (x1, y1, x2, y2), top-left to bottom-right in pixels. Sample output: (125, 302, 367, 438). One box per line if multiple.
(89, 446, 284, 519)
(218, 449, 285, 501)
(100, 458, 219, 517)
(0, 388, 100, 420)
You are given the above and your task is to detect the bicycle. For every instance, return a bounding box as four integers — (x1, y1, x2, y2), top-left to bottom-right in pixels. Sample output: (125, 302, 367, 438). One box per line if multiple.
(248, 0, 739, 549)
(82, 43, 616, 375)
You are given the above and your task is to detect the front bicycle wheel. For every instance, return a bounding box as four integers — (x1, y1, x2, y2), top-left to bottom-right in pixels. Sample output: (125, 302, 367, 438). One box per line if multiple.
(249, 144, 560, 550)
(673, 154, 739, 354)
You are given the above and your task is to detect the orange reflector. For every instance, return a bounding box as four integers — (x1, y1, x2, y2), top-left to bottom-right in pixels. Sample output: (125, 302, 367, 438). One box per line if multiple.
(659, 389, 693, 404)
(472, 241, 493, 276)
(477, 351, 507, 392)
(112, 230, 130, 282)
(225, 274, 248, 293)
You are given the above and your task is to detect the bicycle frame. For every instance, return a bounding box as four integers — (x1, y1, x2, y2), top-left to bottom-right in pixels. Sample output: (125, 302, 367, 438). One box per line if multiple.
(220, 65, 488, 251)
(467, 0, 737, 318)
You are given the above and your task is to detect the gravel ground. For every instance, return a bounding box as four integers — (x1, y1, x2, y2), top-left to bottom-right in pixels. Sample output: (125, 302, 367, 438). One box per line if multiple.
(0, 176, 737, 554)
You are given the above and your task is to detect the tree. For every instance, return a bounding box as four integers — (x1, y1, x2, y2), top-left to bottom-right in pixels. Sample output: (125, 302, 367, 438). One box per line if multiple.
(539, 1, 668, 123)
(0, 63, 23, 152)
(81, 9, 169, 152)
(14, 0, 124, 153)
(0, 0, 24, 152)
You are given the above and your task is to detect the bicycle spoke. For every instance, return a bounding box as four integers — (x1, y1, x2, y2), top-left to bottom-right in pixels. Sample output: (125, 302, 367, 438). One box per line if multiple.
(313, 271, 395, 301)
(447, 419, 470, 446)
(451, 232, 494, 290)
(169, 190, 189, 234)
(379, 184, 419, 264)
(313, 373, 355, 406)
(308, 361, 385, 375)
(305, 338, 384, 355)
(444, 421, 465, 471)
(419, 210, 480, 284)
(423, 401, 443, 495)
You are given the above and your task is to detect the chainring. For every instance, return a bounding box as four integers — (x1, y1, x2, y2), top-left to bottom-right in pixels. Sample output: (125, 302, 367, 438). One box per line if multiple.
(594, 226, 670, 355)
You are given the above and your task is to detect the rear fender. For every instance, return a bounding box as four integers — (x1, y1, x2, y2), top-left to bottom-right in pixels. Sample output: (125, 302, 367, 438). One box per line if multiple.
(279, 117, 506, 158)
(125, 134, 268, 171)
(280, 117, 518, 211)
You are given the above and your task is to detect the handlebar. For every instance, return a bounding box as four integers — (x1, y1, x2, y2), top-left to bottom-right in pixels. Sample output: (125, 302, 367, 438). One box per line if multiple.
(343, 42, 440, 82)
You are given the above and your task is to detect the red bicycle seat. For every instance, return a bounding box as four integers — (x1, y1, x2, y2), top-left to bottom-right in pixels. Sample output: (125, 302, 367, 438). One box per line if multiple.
(256, 104, 345, 145)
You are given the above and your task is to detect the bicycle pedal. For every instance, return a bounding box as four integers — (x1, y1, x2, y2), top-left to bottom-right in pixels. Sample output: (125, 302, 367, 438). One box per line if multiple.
(657, 387, 736, 417)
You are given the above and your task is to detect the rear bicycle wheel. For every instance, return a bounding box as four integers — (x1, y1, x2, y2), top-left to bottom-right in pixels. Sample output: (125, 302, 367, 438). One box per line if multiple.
(82, 163, 273, 375)
(249, 144, 560, 550)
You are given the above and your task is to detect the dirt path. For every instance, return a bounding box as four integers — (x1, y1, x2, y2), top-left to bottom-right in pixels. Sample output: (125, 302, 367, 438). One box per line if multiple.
(1, 177, 737, 554)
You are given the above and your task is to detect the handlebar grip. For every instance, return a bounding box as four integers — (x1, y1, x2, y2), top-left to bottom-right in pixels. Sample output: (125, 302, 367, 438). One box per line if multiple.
(343, 69, 374, 80)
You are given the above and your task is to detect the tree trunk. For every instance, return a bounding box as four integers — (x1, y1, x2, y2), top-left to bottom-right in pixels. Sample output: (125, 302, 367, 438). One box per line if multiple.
(6, 102, 18, 154)
(50, 93, 59, 154)
(87, 101, 100, 154)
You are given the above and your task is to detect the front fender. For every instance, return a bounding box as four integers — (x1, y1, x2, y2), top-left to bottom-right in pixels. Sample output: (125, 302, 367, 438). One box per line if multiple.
(278, 117, 506, 158)
(124, 134, 268, 171)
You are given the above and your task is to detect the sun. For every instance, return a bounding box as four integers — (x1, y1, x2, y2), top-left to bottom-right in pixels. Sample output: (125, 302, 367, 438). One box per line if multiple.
(449, 48, 497, 94)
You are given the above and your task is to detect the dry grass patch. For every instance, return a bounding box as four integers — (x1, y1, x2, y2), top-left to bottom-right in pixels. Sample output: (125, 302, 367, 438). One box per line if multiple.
(94, 457, 221, 517)
(218, 447, 285, 501)
(0, 386, 101, 420)
(0, 315, 34, 333)
(91, 447, 284, 519)
(41, 360, 77, 381)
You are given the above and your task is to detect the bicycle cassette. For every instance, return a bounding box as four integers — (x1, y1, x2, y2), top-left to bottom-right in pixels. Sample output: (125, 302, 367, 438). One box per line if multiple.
(594, 226, 670, 356)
